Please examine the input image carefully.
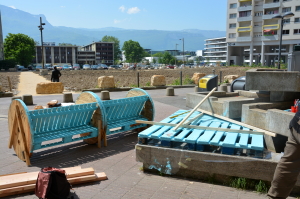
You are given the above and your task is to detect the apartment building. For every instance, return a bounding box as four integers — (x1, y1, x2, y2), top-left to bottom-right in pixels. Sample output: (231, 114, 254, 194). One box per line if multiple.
(33, 45, 78, 65)
(33, 41, 114, 66)
(203, 37, 227, 65)
(80, 42, 114, 65)
(0, 13, 3, 61)
(226, 0, 300, 66)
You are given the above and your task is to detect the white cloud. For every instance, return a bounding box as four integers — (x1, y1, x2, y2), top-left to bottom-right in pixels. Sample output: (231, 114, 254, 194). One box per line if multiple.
(114, 19, 121, 24)
(60, 6, 65, 8)
(8, 6, 16, 9)
(119, 5, 126, 12)
(127, 7, 140, 14)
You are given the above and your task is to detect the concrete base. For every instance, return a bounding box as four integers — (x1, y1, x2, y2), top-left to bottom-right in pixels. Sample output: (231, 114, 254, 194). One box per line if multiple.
(166, 87, 175, 96)
(22, 95, 33, 105)
(136, 144, 300, 191)
(63, 93, 73, 102)
(0, 92, 13, 97)
(101, 90, 110, 100)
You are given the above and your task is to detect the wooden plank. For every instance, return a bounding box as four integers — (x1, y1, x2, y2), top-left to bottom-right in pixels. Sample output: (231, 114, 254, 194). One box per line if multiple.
(136, 120, 266, 135)
(197, 121, 221, 144)
(0, 172, 107, 198)
(173, 87, 217, 131)
(0, 167, 94, 189)
(197, 108, 276, 137)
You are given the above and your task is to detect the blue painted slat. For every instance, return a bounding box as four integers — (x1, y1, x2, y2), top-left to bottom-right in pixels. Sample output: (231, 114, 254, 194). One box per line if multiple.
(150, 118, 182, 139)
(184, 121, 211, 143)
(138, 118, 174, 138)
(220, 124, 241, 147)
(209, 122, 230, 146)
(197, 121, 221, 144)
(249, 134, 264, 151)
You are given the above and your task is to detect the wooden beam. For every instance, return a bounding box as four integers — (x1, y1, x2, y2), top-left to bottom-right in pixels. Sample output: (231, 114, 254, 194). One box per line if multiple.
(173, 87, 217, 131)
(136, 120, 268, 135)
(184, 113, 204, 125)
(197, 108, 276, 137)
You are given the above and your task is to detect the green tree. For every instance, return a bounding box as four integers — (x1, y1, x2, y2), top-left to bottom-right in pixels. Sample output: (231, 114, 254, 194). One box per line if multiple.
(122, 40, 144, 63)
(4, 33, 35, 67)
(152, 58, 157, 64)
(101, 35, 122, 62)
(162, 52, 175, 64)
(143, 51, 151, 57)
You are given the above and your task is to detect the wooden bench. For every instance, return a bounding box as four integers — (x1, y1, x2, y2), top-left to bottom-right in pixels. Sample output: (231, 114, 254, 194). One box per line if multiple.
(8, 88, 154, 166)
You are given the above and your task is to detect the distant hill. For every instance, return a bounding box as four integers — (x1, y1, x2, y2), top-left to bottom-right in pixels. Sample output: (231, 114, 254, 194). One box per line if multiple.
(0, 5, 226, 51)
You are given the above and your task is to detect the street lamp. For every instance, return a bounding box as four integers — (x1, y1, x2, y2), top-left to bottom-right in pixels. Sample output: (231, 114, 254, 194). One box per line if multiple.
(38, 17, 46, 69)
(272, 11, 294, 69)
(175, 44, 178, 66)
(180, 38, 184, 66)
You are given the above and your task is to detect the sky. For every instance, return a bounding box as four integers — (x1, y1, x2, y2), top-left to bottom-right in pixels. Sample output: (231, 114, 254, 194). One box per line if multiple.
(0, 0, 227, 31)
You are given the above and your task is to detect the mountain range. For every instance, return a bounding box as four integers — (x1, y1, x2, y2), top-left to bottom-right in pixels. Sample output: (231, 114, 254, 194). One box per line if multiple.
(0, 5, 226, 51)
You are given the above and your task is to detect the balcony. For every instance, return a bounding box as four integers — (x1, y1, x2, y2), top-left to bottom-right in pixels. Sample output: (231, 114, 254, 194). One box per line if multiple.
(236, 36, 252, 42)
(263, 24, 279, 31)
(238, 6, 252, 12)
(263, 2, 281, 9)
(261, 35, 279, 41)
(237, 16, 252, 22)
(237, 26, 252, 32)
(263, 14, 277, 19)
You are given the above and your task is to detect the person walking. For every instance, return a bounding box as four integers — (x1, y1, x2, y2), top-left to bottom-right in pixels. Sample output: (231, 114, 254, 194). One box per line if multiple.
(268, 107, 300, 199)
(51, 66, 61, 82)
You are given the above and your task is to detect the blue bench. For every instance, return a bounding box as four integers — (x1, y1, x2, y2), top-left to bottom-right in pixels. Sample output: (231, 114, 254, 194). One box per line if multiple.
(8, 88, 154, 166)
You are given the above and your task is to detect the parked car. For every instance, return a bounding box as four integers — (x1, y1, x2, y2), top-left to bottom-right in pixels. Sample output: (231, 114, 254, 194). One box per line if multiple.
(17, 65, 25, 71)
(91, 65, 99, 70)
(109, 65, 121, 69)
(83, 64, 91, 70)
(99, 64, 108, 70)
(62, 65, 70, 70)
(45, 64, 53, 70)
(56, 66, 63, 70)
(35, 65, 43, 71)
(166, 65, 175, 69)
(72, 64, 80, 70)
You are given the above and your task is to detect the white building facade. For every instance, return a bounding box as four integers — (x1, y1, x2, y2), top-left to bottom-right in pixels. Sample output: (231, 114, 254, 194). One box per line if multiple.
(226, 0, 300, 66)
(203, 37, 227, 65)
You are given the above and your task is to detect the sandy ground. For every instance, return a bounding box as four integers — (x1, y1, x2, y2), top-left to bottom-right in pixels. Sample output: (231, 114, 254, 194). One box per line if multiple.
(16, 71, 75, 96)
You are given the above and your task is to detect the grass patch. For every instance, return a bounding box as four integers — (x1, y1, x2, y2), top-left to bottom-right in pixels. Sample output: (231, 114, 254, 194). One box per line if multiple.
(183, 76, 194, 85)
(171, 78, 181, 85)
(130, 84, 138, 88)
(228, 177, 269, 193)
(145, 82, 151, 87)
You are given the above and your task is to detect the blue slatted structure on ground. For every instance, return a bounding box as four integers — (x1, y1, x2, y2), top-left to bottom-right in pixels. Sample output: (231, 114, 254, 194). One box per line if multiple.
(138, 110, 265, 158)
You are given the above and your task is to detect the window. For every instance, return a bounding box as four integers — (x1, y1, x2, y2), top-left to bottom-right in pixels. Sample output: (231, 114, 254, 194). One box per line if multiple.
(282, 30, 290, 35)
(229, 33, 236, 38)
(230, 13, 237, 18)
(295, 18, 300, 23)
(282, 7, 291, 12)
(230, 3, 237, 8)
(255, 12, 263, 16)
(229, 23, 236, 28)
(283, 18, 290, 24)
(296, 6, 300, 11)
(294, 29, 300, 34)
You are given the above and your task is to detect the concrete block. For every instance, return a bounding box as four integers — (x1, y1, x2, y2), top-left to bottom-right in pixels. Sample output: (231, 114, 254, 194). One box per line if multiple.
(101, 90, 110, 100)
(219, 85, 228, 92)
(270, 91, 300, 102)
(246, 69, 300, 92)
(166, 87, 175, 96)
(39, 69, 48, 76)
(63, 93, 73, 102)
(267, 109, 294, 137)
(135, 144, 300, 186)
(186, 92, 218, 111)
(238, 90, 270, 99)
(22, 94, 33, 105)
(36, 82, 64, 94)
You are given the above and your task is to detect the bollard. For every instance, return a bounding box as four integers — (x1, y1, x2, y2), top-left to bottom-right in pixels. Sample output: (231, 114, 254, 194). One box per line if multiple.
(22, 94, 33, 105)
(137, 72, 140, 88)
(101, 90, 110, 100)
(219, 84, 228, 92)
(166, 87, 175, 96)
(12, 96, 22, 101)
(63, 93, 73, 103)
(194, 86, 199, 92)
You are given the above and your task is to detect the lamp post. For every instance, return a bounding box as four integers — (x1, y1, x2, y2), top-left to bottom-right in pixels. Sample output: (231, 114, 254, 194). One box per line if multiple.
(272, 12, 294, 69)
(175, 44, 178, 66)
(180, 38, 184, 66)
(38, 17, 46, 69)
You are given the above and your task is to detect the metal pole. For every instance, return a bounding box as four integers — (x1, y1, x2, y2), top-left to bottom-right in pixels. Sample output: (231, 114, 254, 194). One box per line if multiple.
(180, 71, 182, 85)
(278, 17, 284, 69)
(175, 44, 178, 66)
(39, 17, 45, 69)
(182, 38, 184, 66)
(137, 72, 139, 88)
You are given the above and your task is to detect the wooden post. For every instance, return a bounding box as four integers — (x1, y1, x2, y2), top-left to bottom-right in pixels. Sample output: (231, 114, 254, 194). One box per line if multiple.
(173, 87, 217, 131)
(7, 76, 12, 91)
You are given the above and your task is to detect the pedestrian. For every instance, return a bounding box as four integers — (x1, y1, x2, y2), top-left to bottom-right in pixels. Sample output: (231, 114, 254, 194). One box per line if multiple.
(267, 107, 300, 199)
(51, 66, 61, 82)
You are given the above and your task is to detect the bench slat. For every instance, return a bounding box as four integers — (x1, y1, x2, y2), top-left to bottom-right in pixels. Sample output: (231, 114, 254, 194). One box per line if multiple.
(183, 121, 211, 143)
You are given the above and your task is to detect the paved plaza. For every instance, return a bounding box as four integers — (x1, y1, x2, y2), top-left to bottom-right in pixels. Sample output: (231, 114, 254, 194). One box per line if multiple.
(0, 88, 296, 198)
